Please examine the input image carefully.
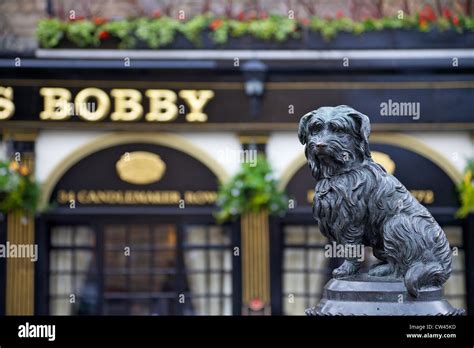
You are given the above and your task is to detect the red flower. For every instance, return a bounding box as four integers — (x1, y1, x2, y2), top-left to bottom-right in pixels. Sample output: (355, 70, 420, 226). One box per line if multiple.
(442, 8, 452, 19)
(259, 11, 268, 19)
(237, 11, 246, 21)
(452, 15, 459, 25)
(300, 18, 310, 26)
(336, 10, 345, 18)
(92, 16, 107, 25)
(420, 5, 436, 22)
(153, 10, 161, 18)
(99, 31, 110, 40)
(210, 19, 223, 31)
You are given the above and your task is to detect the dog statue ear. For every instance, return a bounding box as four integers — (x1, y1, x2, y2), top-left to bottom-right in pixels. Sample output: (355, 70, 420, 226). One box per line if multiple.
(348, 111, 371, 158)
(298, 112, 313, 145)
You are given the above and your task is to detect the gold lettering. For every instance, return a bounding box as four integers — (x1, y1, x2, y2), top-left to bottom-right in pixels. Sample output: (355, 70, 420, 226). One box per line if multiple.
(0, 86, 14, 120)
(184, 191, 217, 204)
(57, 190, 75, 204)
(75, 88, 110, 121)
(179, 90, 214, 122)
(110, 89, 143, 121)
(145, 89, 178, 122)
(410, 190, 435, 204)
(59, 190, 212, 205)
(77, 190, 88, 204)
(40, 87, 71, 120)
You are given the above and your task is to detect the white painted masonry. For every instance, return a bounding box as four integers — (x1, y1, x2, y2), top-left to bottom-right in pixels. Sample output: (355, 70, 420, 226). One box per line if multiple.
(35, 130, 242, 183)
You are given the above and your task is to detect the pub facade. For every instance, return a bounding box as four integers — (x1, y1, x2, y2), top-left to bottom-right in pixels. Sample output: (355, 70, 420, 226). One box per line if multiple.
(0, 48, 473, 316)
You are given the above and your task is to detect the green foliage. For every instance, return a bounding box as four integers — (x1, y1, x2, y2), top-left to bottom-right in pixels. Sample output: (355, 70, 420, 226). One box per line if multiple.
(36, 13, 474, 49)
(456, 160, 474, 218)
(0, 161, 41, 214)
(215, 155, 287, 223)
(101, 20, 136, 48)
(209, 18, 230, 45)
(36, 18, 64, 48)
(66, 20, 99, 47)
(179, 14, 211, 46)
(135, 17, 179, 48)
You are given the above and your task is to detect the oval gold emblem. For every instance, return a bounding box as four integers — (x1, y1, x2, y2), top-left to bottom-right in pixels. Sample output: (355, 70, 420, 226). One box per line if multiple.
(116, 151, 166, 185)
(372, 151, 395, 175)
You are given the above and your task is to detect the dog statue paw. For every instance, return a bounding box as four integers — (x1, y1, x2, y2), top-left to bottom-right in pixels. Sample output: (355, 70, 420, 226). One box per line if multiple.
(298, 105, 453, 298)
(332, 260, 360, 278)
(368, 262, 395, 277)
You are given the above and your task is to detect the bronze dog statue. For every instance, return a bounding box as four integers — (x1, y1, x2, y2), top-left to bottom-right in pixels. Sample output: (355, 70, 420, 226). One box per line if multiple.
(298, 105, 452, 297)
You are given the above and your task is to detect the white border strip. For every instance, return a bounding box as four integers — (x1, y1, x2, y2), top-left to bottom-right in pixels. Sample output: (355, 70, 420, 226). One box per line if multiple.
(36, 49, 474, 60)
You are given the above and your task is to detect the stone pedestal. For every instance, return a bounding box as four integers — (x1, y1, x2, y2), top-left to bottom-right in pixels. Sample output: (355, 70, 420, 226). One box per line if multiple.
(306, 274, 465, 316)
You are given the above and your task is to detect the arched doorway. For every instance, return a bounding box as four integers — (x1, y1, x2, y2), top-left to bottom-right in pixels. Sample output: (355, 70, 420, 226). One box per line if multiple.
(36, 133, 240, 315)
(272, 133, 467, 315)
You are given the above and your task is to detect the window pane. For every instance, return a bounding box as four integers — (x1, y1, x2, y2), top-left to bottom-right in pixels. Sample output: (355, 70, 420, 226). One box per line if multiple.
(105, 275, 126, 292)
(284, 249, 304, 270)
(283, 295, 306, 316)
(129, 225, 149, 246)
(284, 226, 306, 245)
(153, 250, 176, 269)
(153, 225, 176, 248)
(209, 226, 229, 245)
(185, 251, 206, 270)
(75, 226, 95, 246)
(153, 274, 176, 292)
(210, 250, 226, 270)
(188, 274, 206, 295)
(75, 251, 95, 273)
(284, 273, 304, 294)
(185, 226, 207, 245)
(105, 251, 126, 270)
(50, 275, 72, 295)
(309, 250, 327, 271)
(105, 225, 126, 248)
(307, 227, 326, 244)
(50, 298, 72, 315)
(130, 275, 150, 292)
(51, 227, 73, 246)
(131, 250, 151, 269)
(50, 250, 72, 271)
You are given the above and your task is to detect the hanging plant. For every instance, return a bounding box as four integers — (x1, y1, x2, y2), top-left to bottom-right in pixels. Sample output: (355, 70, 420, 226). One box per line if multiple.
(215, 155, 287, 223)
(0, 160, 41, 214)
(456, 160, 474, 218)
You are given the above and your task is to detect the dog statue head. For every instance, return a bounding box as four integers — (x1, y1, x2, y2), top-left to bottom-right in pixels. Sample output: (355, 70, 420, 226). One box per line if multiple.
(298, 105, 372, 179)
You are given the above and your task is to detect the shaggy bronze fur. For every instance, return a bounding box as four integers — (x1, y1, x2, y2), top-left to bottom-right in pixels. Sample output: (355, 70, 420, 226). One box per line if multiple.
(298, 105, 452, 297)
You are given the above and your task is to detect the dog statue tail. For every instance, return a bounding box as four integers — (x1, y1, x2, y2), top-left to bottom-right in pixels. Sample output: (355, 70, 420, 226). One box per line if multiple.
(404, 219, 452, 297)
